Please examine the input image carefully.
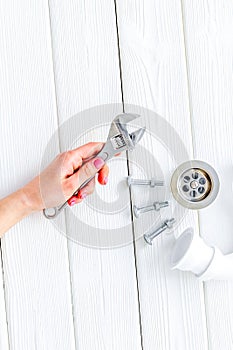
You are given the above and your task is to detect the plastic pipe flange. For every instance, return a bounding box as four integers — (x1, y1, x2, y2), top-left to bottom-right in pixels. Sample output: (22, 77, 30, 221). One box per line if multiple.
(171, 227, 233, 281)
(170, 160, 220, 209)
(170, 228, 214, 276)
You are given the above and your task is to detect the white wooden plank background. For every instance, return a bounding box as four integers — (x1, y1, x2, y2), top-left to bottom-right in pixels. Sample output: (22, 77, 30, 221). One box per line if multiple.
(0, 1, 76, 349)
(182, 1, 233, 349)
(0, 250, 9, 349)
(48, 0, 142, 349)
(0, 0, 232, 349)
(115, 1, 208, 349)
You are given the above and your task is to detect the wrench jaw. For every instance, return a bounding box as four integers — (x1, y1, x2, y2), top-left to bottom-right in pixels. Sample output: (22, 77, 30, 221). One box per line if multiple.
(129, 126, 146, 147)
(117, 113, 141, 125)
(107, 113, 140, 139)
(108, 113, 145, 152)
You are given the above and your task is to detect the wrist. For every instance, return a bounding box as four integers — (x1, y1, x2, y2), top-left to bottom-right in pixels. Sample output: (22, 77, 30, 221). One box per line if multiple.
(20, 177, 43, 213)
(17, 188, 36, 216)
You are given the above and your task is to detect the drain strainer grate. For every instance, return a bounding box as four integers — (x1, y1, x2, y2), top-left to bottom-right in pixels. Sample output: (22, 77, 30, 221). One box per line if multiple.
(171, 160, 220, 209)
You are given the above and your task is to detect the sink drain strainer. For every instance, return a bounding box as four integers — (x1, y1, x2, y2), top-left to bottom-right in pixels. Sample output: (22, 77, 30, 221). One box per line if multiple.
(171, 160, 220, 209)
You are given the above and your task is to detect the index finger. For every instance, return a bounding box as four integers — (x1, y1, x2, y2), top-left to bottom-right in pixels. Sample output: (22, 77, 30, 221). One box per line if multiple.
(67, 142, 104, 171)
(71, 142, 104, 159)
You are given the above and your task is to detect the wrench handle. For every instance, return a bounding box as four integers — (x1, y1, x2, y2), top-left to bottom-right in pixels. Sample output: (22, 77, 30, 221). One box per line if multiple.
(43, 147, 108, 219)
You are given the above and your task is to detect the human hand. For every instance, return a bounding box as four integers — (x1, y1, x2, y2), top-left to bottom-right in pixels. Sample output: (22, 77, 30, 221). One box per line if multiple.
(23, 142, 109, 212)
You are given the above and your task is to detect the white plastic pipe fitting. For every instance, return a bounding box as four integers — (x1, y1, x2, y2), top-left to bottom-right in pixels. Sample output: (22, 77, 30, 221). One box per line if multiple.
(170, 228, 233, 281)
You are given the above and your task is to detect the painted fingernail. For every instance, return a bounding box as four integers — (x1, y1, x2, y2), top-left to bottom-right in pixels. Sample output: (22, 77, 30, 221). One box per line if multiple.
(94, 158, 105, 170)
(80, 192, 87, 199)
(103, 177, 108, 185)
(69, 199, 76, 206)
(77, 191, 86, 200)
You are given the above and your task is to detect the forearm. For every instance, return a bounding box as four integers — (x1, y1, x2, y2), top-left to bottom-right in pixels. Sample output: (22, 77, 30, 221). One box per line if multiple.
(0, 144, 109, 237)
(0, 189, 33, 238)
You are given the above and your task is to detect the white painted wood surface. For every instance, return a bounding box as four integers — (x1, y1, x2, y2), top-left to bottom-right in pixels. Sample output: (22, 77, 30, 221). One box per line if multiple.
(0, 1, 75, 349)
(115, 0, 208, 349)
(48, 0, 142, 349)
(0, 0, 232, 349)
(182, 1, 233, 349)
(0, 253, 9, 349)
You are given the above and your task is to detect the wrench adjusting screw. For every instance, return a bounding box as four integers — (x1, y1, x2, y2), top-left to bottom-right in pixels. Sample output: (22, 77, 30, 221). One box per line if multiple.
(144, 218, 176, 245)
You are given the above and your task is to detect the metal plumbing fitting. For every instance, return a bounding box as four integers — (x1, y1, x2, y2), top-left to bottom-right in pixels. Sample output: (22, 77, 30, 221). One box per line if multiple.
(144, 218, 175, 245)
(170, 160, 220, 209)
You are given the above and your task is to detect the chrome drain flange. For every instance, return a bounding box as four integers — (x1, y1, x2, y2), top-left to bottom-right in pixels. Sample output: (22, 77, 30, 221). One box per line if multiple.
(171, 160, 220, 209)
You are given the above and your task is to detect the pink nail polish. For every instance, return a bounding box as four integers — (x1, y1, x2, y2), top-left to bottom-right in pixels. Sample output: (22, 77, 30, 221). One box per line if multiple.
(70, 200, 76, 206)
(80, 193, 87, 199)
(103, 177, 108, 185)
(94, 158, 105, 170)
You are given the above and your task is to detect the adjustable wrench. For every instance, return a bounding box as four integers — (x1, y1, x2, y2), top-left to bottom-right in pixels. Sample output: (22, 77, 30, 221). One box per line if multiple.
(43, 113, 145, 219)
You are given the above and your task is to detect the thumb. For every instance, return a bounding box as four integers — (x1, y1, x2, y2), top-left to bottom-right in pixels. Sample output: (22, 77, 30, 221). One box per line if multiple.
(69, 157, 105, 192)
